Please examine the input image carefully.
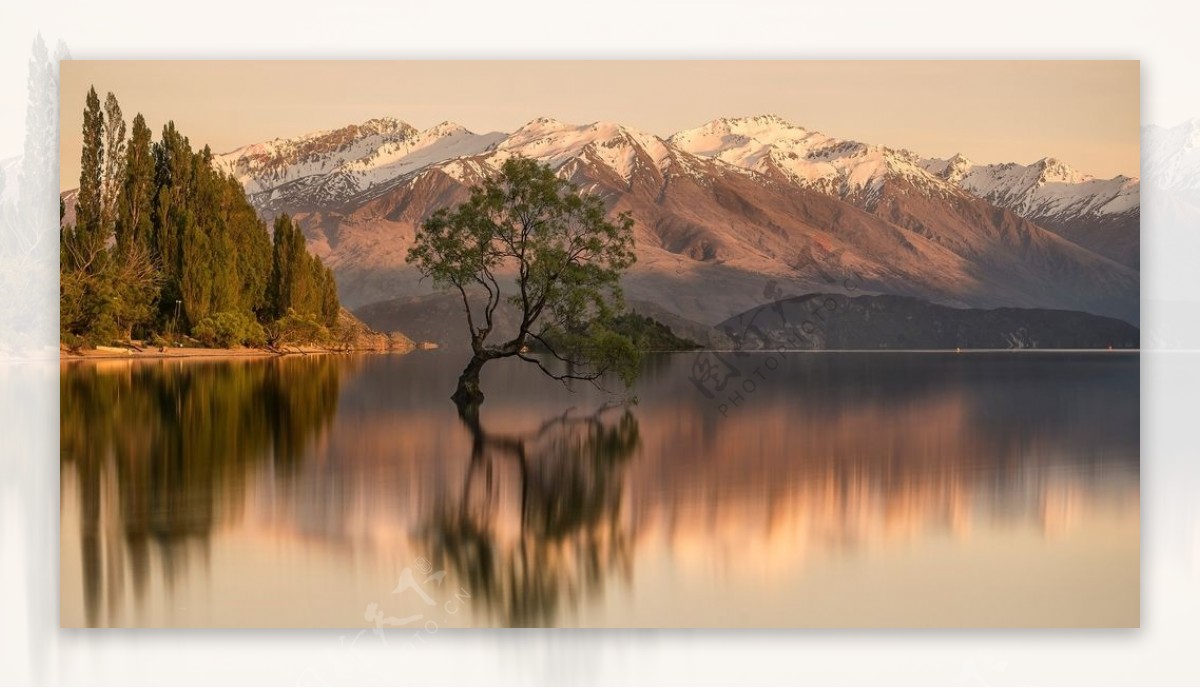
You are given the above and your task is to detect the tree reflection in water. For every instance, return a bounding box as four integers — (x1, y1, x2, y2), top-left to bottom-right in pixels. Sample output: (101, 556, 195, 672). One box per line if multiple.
(421, 400, 641, 627)
(60, 356, 347, 627)
(57, 352, 1139, 628)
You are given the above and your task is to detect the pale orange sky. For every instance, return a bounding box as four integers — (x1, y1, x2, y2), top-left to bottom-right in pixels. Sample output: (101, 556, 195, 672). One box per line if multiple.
(59, 60, 1139, 191)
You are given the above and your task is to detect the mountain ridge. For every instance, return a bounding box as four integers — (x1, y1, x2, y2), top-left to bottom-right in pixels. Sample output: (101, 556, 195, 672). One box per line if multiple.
(145, 114, 1140, 327)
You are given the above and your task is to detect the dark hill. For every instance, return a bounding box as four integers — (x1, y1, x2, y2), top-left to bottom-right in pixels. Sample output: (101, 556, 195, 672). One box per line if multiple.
(717, 293, 1139, 350)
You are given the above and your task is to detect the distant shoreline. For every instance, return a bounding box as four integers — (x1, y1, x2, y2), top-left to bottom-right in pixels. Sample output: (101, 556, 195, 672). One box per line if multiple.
(56, 345, 1139, 363)
(663, 348, 1140, 354)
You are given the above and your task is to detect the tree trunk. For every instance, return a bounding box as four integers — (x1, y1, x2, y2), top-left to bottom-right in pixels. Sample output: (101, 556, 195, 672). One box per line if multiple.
(451, 352, 489, 409)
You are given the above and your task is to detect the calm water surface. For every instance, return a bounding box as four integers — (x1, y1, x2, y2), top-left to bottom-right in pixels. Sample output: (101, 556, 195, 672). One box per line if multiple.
(60, 351, 1139, 627)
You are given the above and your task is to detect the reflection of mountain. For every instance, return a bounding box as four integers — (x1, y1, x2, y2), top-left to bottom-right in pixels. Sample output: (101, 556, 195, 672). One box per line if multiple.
(627, 353, 1139, 569)
(60, 352, 1138, 627)
(206, 115, 1138, 326)
(60, 357, 347, 627)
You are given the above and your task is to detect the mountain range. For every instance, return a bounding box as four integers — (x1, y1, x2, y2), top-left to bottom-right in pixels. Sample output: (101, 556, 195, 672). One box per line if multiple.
(201, 114, 1139, 329)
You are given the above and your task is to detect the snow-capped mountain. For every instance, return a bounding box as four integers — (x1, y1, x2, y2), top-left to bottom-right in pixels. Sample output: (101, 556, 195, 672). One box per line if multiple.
(668, 114, 960, 202)
(925, 155, 1137, 219)
(666, 115, 1139, 268)
(214, 117, 505, 211)
(670, 115, 1140, 273)
(922, 154, 1139, 267)
(200, 114, 1139, 326)
(489, 118, 674, 178)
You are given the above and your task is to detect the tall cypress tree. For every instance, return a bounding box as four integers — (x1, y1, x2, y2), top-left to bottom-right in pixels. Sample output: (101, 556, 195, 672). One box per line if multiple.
(100, 92, 126, 240)
(179, 210, 211, 328)
(71, 86, 104, 264)
(224, 176, 272, 316)
(108, 111, 162, 339)
(269, 214, 295, 318)
(116, 113, 153, 257)
(319, 263, 339, 326)
(151, 121, 193, 321)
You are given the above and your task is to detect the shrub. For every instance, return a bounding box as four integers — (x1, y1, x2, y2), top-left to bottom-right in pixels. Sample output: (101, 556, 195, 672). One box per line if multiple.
(61, 332, 87, 353)
(192, 311, 267, 348)
(270, 309, 331, 346)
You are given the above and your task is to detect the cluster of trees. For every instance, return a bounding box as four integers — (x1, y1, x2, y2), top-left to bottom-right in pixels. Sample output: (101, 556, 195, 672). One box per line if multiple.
(60, 87, 340, 348)
(570, 312, 698, 351)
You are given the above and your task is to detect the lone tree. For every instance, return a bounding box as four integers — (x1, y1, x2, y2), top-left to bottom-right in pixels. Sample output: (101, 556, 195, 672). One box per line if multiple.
(406, 157, 639, 407)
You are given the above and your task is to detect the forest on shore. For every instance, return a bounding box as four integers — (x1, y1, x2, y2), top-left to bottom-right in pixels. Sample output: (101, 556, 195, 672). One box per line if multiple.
(60, 87, 341, 350)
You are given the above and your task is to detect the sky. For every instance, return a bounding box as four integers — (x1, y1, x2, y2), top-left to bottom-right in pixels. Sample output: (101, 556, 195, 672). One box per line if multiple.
(59, 60, 1139, 190)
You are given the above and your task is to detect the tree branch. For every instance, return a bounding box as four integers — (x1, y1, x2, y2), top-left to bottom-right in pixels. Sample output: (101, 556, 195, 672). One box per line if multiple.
(452, 279, 481, 349)
(516, 351, 608, 389)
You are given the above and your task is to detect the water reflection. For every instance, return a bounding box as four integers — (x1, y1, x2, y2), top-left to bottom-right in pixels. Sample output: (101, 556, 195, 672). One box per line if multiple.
(60, 356, 346, 627)
(423, 403, 639, 627)
(60, 352, 1139, 627)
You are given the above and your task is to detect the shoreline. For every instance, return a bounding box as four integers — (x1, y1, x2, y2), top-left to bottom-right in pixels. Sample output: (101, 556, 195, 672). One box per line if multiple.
(57, 345, 1139, 363)
(59, 345, 413, 363)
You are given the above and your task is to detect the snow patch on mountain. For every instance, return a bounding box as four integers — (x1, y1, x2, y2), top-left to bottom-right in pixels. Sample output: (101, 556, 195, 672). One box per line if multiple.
(340, 122, 505, 188)
(923, 155, 1139, 221)
(213, 112, 1142, 253)
(487, 118, 674, 179)
(214, 117, 504, 205)
(669, 114, 957, 201)
(217, 115, 691, 210)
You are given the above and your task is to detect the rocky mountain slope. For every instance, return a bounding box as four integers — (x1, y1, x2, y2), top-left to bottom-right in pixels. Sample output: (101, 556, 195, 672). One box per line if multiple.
(202, 114, 1140, 327)
(668, 115, 1140, 269)
(922, 155, 1139, 267)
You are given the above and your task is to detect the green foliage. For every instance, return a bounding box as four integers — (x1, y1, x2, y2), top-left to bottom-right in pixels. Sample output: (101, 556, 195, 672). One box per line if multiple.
(270, 215, 339, 326)
(535, 312, 700, 359)
(115, 113, 154, 257)
(59, 254, 121, 346)
(180, 210, 212, 326)
(270, 309, 331, 346)
(100, 92, 126, 239)
(60, 227, 161, 345)
(61, 88, 341, 349)
(193, 311, 267, 348)
(406, 156, 639, 400)
(71, 86, 104, 262)
(605, 313, 701, 351)
(541, 320, 642, 387)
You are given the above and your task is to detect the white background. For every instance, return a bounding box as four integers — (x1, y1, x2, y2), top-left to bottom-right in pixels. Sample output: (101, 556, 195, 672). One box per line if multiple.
(2, 0, 1198, 684)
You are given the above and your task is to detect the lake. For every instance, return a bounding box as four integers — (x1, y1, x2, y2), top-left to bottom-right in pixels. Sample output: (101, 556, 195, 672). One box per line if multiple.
(60, 350, 1139, 628)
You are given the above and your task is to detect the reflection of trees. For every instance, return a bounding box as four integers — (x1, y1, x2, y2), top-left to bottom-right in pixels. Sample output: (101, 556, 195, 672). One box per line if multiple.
(422, 401, 640, 627)
(60, 356, 347, 626)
